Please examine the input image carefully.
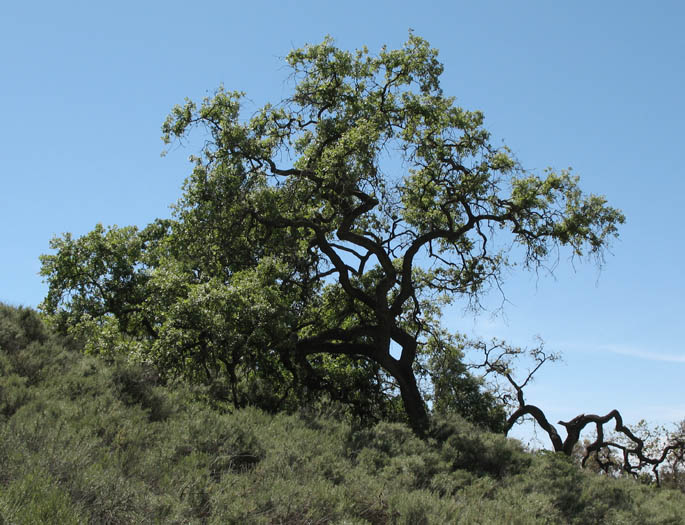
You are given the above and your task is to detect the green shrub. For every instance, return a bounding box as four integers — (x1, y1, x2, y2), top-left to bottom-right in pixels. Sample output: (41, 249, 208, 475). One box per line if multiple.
(0, 373, 30, 418)
(453, 479, 561, 524)
(432, 413, 530, 477)
(0, 469, 83, 524)
(0, 305, 47, 354)
(111, 359, 172, 422)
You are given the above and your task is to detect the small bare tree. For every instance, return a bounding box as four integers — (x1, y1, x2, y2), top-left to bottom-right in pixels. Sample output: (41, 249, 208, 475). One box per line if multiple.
(470, 339, 685, 485)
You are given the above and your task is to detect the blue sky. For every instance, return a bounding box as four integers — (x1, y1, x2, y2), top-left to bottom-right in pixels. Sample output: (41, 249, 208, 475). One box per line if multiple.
(2, 1, 683, 445)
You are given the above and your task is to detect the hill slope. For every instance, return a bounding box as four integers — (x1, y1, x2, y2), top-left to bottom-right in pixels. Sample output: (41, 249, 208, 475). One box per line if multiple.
(1, 303, 683, 524)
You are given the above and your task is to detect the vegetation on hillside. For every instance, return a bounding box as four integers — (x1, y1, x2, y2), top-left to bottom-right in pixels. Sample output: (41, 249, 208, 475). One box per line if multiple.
(1, 303, 684, 524)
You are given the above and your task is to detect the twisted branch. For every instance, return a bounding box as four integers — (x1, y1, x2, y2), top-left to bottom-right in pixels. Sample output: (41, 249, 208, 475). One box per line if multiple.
(472, 339, 685, 484)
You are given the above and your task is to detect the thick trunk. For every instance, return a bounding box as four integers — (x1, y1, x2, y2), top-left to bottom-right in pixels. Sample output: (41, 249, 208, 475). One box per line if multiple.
(393, 363, 430, 436)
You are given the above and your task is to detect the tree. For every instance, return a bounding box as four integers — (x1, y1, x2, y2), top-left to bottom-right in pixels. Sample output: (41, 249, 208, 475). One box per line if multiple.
(472, 339, 685, 482)
(40, 34, 624, 435)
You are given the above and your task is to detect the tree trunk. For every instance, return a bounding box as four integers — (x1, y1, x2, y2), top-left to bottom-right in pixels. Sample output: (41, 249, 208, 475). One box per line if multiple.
(393, 363, 430, 436)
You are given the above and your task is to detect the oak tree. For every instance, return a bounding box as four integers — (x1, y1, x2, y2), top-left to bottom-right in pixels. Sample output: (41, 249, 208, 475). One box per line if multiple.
(40, 35, 624, 434)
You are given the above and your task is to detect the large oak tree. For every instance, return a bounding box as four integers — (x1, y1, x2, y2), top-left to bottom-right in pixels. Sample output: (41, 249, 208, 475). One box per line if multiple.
(40, 35, 624, 434)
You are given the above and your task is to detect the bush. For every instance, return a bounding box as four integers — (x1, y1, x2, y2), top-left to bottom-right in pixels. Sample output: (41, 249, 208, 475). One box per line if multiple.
(432, 413, 530, 477)
(0, 373, 30, 418)
(111, 360, 172, 422)
(0, 469, 83, 524)
(0, 304, 47, 354)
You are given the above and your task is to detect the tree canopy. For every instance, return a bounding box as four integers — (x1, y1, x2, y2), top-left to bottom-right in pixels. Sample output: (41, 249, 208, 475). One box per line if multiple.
(40, 34, 624, 435)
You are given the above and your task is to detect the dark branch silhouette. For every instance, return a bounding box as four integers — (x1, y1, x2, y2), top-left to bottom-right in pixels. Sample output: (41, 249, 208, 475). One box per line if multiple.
(471, 339, 685, 484)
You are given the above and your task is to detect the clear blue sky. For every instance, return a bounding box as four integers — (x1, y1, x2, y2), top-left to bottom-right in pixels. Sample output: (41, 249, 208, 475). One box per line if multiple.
(2, 1, 683, 445)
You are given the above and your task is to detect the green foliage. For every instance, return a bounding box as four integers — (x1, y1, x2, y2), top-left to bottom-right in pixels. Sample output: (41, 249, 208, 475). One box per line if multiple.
(422, 331, 507, 432)
(109, 360, 171, 422)
(0, 469, 84, 524)
(0, 303, 47, 354)
(0, 372, 30, 419)
(432, 414, 530, 478)
(1, 303, 684, 523)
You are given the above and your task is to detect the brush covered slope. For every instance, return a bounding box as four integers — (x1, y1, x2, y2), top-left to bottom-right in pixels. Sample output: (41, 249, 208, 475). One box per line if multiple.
(0, 303, 683, 524)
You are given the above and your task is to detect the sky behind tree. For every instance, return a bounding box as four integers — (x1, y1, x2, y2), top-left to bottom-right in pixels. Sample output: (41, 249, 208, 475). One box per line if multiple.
(2, 0, 683, 445)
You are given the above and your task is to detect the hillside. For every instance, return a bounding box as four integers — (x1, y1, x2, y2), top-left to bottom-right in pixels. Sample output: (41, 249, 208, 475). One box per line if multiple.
(1, 303, 684, 524)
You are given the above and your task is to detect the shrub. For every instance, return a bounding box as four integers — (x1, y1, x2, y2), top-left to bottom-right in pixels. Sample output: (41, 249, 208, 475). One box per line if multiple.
(0, 373, 30, 418)
(111, 359, 172, 422)
(0, 469, 83, 524)
(0, 304, 47, 354)
(432, 413, 530, 477)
